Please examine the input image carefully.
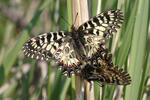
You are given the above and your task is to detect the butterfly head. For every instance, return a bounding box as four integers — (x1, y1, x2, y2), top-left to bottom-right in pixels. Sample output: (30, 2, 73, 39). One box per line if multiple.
(71, 25, 78, 32)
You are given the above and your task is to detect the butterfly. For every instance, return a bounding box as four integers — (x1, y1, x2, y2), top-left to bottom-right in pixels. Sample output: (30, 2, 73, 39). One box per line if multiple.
(81, 48, 131, 85)
(22, 10, 123, 77)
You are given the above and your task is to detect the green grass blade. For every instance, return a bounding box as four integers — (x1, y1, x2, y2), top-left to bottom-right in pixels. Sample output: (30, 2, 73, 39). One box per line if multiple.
(94, 83, 100, 100)
(137, 2, 150, 99)
(50, 69, 62, 100)
(47, 64, 52, 100)
(138, 43, 150, 99)
(66, 1, 76, 100)
(116, 0, 138, 67)
(59, 78, 71, 100)
(92, 0, 98, 16)
(125, 0, 149, 99)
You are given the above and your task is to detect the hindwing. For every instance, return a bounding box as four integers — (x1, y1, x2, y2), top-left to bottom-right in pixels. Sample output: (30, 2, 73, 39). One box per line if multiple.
(81, 50, 131, 85)
(82, 64, 131, 85)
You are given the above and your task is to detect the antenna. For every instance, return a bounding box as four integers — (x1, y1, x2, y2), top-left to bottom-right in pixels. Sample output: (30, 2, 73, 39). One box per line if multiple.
(71, 13, 79, 31)
(60, 13, 78, 31)
(73, 13, 78, 25)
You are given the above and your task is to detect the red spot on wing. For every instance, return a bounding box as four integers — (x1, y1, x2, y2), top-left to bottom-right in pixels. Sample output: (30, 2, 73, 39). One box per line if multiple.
(64, 64, 67, 67)
(60, 60, 63, 63)
(72, 63, 76, 66)
(98, 48, 100, 50)
(77, 62, 80, 65)
(34, 37, 39, 41)
(98, 43, 100, 45)
(69, 65, 72, 68)
(58, 49, 62, 52)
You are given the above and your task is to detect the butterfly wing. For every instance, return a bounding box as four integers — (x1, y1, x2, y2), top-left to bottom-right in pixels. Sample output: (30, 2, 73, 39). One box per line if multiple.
(78, 9, 123, 34)
(78, 10, 123, 58)
(82, 64, 131, 85)
(82, 53, 131, 85)
(23, 31, 81, 77)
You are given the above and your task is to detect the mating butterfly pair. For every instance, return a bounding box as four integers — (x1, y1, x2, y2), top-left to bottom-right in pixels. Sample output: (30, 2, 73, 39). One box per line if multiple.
(22, 10, 131, 85)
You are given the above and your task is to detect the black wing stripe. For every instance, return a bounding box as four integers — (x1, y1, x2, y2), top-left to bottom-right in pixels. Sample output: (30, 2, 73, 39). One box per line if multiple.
(93, 17, 101, 26)
(78, 10, 123, 31)
(88, 21, 95, 28)
(59, 31, 63, 37)
(47, 33, 51, 43)
(53, 32, 57, 41)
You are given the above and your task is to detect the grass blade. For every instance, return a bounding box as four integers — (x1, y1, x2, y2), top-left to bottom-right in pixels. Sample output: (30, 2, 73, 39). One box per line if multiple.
(125, 0, 149, 99)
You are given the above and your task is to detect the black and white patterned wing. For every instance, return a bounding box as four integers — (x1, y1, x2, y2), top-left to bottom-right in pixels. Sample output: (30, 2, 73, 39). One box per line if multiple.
(78, 10, 123, 36)
(78, 10, 131, 85)
(78, 10, 123, 58)
(82, 55, 131, 85)
(82, 64, 131, 85)
(23, 31, 81, 77)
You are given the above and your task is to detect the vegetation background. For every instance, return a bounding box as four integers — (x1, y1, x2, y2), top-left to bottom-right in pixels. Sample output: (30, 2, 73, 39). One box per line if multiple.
(0, 0, 149, 100)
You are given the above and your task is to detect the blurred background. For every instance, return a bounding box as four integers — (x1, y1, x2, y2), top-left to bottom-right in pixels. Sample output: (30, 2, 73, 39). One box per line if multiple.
(0, 0, 149, 100)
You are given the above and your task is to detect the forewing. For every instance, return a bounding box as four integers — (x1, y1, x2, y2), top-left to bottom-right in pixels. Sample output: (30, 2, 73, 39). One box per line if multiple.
(78, 10, 123, 58)
(23, 31, 81, 77)
(78, 9, 123, 37)
(23, 31, 68, 60)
